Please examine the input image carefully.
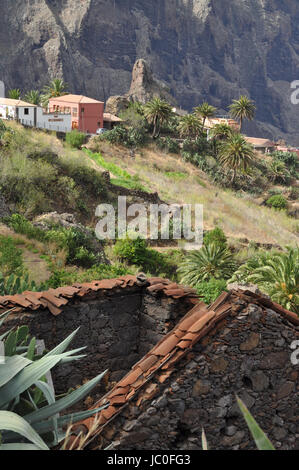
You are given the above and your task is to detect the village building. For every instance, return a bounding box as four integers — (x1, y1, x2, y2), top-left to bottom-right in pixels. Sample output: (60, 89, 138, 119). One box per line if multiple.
(103, 112, 123, 130)
(244, 137, 276, 154)
(0, 97, 36, 124)
(1, 276, 298, 451)
(0, 97, 72, 132)
(205, 116, 241, 135)
(48, 94, 104, 134)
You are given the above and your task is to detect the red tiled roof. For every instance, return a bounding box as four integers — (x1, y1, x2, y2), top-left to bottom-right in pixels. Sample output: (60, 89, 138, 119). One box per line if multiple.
(0, 276, 198, 316)
(0, 97, 37, 107)
(69, 288, 299, 448)
(49, 94, 104, 104)
(103, 113, 123, 122)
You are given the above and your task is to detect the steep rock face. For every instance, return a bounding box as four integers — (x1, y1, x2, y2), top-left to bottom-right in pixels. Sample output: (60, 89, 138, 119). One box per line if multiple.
(1, 1, 299, 143)
(128, 58, 176, 104)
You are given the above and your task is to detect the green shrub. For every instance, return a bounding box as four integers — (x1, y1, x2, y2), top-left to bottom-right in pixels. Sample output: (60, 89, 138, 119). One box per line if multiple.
(266, 194, 288, 210)
(100, 125, 147, 148)
(67, 165, 107, 197)
(45, 226, 102, 267)
(204, 227, 227, 249)
(114, 236, 148, 266)
(47, 263, 133, 288)
(65, 130, 86, 149)
(0, 236, 24, 276)
(7, 214, 103, 269)
(196, 278, 227, 304)
(182, 136, 211, 155)
(113, 237, 179, 278)
(156, 137, 180, 154)
(7, 214, 46, 241)
(27, 149, 59, 165)
(271, 151, 299, 177)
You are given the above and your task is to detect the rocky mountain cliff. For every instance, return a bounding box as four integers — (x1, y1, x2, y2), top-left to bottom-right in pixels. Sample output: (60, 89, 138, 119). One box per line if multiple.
(1, 0, 299, 143)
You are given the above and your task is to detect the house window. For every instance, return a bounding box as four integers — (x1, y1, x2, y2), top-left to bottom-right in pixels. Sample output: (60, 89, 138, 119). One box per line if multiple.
(72, 108, 77, 117)
(81, 108, 85, 113)
(24, 108, 29, 115)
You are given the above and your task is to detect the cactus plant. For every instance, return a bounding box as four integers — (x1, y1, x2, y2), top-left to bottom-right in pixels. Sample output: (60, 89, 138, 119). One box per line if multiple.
(0, 272, 37, 295)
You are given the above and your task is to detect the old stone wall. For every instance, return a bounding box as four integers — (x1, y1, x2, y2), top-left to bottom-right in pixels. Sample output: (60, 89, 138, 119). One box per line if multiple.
(1, 288, 192, 393)
(99, 303, 299, 450)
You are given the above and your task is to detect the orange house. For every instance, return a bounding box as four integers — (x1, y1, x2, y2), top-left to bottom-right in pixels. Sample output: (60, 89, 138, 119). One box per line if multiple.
(48, 94, 104, 134)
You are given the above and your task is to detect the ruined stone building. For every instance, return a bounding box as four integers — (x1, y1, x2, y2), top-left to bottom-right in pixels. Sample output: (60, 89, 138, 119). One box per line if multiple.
(1, 275, 298, 450)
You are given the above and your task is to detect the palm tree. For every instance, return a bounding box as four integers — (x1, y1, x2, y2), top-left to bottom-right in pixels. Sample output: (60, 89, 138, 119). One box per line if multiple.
(210, 123, 234, 141)
(229, 95, 256, 130)
(41, 78, 68, 107)
(233, 247, 299, 314)
(218, 133, 255, 184)
(8, 89, 21, 100)
(24, 90, 41, 105)
(178, 243, 237, 286)
(177, 114, 202, 138)
(267, 160, 289, 184)
(144, 98, 173, 138)
(194, 102, 217, 132)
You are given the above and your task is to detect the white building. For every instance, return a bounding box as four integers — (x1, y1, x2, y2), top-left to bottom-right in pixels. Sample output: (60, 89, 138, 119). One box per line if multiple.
(0, 97, 71, 133)
(35, 108, 71, 133)
(0, 97, 36, 122)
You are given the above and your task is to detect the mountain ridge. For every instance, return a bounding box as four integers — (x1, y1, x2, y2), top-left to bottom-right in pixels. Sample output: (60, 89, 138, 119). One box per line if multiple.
(1, 0, 299, 143)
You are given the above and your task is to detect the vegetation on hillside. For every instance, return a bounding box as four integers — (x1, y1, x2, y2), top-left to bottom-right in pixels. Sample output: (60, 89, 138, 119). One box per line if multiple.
(0, 88, 298, 314)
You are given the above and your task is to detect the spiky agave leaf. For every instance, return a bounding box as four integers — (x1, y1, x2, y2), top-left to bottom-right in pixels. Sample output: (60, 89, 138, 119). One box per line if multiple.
(237, 397, 275, 450)
(0, 411, 49, 450)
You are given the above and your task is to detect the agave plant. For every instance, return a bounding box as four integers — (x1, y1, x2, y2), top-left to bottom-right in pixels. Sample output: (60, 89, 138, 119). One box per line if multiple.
(0, 310, 108, 450)
(178, 243, 237, 286)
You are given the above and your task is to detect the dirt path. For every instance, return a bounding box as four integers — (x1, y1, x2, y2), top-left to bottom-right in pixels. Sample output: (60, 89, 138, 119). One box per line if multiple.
(0, 224, 51, 283)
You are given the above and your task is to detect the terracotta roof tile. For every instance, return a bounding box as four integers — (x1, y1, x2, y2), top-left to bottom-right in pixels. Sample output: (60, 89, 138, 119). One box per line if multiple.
(146, 283, 167, 293)
(41, 291, 69, 307)
(0, 276, 199, 316)
(152, 334, 180, 356)
(117, 368, 143, 387)
(178, 309, 206, 332)
(133, 355, 159, 372)
(108, 386, 130, 398)
(189, 311, 216, 332)
(101, 406, 117, 421)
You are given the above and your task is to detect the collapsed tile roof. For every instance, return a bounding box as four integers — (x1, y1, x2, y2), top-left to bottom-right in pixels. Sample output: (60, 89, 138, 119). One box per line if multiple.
(0, 275, 198, 316)
(68, 288, 299, 449)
